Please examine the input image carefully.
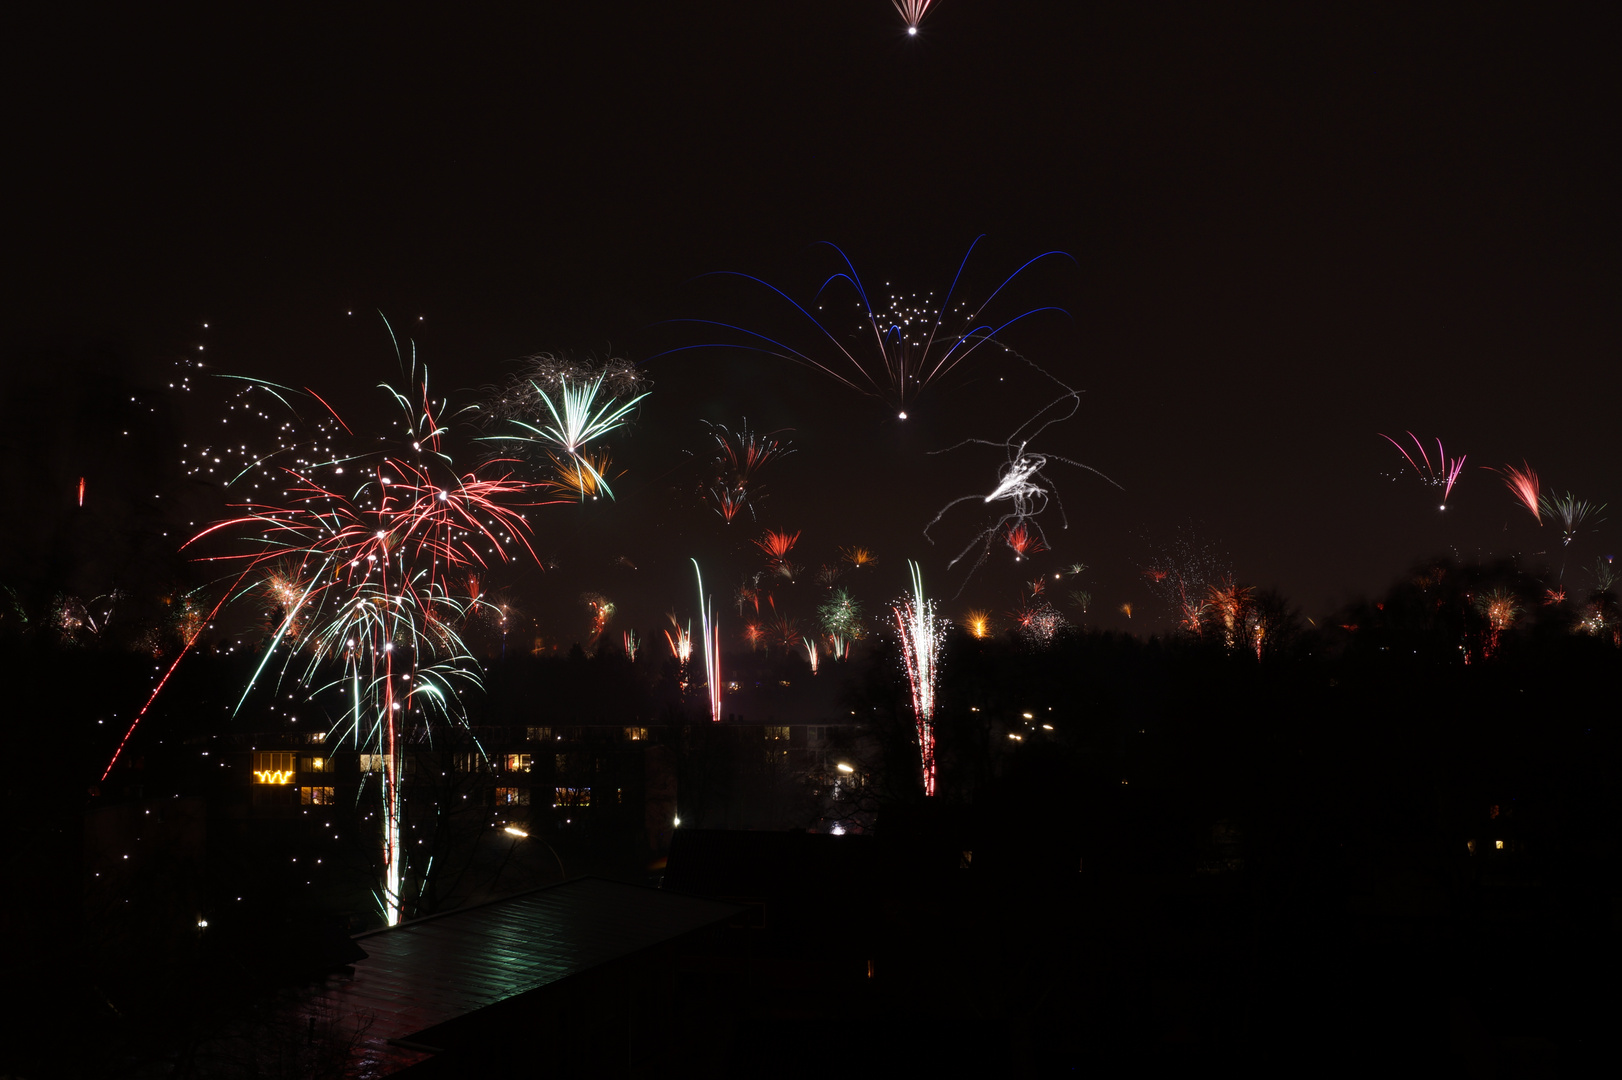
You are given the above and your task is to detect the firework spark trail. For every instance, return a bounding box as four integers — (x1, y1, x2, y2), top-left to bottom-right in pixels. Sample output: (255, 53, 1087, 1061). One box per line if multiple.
(623, 630, 639, 662)
(802, 635, 819, 675)
(692, 559, 722, 722)
(664, 614, 693, 666)
(1379, 432, 1467, 507)
(1004, 522, 1044, 560)
(892, 560, 945, 796)
(753, 529, 801, 567)
(660, 237, 1074, 418)
(925, 382, 1117, 588)
(582, 594, 615, 648)
(100, 586, 236, 782)
(1493, 462, 1542, 522)
(893, 0, 938, 33)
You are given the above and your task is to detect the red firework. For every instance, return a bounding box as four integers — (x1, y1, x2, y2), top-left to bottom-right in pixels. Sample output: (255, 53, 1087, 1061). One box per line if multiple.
(753, 529, 801, 564)
(1004, 522, 1045, 560)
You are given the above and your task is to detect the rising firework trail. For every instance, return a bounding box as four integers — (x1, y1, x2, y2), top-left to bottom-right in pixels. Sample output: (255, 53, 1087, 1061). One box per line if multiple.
(1538, 491, 1606, 547)
(692, 559, 722, 722)
(1379, 432, 1466, 508)
(661, 237, 1074, 418)
(892, 560, 945, 796)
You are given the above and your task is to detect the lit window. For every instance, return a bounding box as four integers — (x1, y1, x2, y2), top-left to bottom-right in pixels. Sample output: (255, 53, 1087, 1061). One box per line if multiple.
(359, 754, 385, 773)
(304, 756, 330, 773)
(300, 786, 336, 805)
(307, 731, 327, 745)
(496, 787, 530, 805)
(1494, 839, 1504, 850)
(554, 786, 591, 808)
(505, 753, 532, 773)
(454, 752, 483, 773)
(765, 725, 790, 741)
(252, 752, 295, 784)
(624, 726, 648, 742)
(526, 726, 551, 742)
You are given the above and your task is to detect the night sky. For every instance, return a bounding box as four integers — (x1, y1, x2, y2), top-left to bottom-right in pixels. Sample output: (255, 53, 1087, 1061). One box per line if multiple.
(10, 2, 1615, 641)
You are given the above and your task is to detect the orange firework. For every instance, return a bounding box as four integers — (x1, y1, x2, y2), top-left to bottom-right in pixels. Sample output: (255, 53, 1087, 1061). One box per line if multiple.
(548, 449, 622, 501)
(962, 609, 992, 639)
(840, 545, 877, 569)
(1476, 588, 1520, 657)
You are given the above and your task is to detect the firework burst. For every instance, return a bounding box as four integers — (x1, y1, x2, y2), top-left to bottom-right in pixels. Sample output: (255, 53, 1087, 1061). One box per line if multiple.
(169, 340, 552, 925)
(1379, 432, 1466, 508)
(753, 528, 801, 569)
(1538, 491, 1606, 546)
(699, 420, 793, 522)
(819, 587, 865, 644)
(667, 237, 1074, 418)
(893, 0, 938, 34)
(840, 545, 877, 569)
(1493, 462, 1542, 523)
(484, 358, 648, 501)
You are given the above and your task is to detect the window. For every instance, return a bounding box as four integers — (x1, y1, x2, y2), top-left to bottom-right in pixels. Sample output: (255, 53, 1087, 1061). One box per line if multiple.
(359, 754, 386, 773)
(624, 726, 648, 742)
(765, 725, 790, 741)
(252, 752, 295, 784)
(253, 785, 295, 807)
(526, 726, 551, 742)
(504, 753, 532, 773)
(306, 731, 327, 745)
(554, 787, 591, 808)
(304, 756, 330, 773)
(454, 752, 485, 774)
(496, 787, 530, 805)
(555, 752, 590, 775)
(300, 786, 336, 805)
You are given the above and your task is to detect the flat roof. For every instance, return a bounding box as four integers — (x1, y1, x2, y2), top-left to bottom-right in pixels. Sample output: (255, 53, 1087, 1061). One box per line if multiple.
(313, 877, 739, 1072)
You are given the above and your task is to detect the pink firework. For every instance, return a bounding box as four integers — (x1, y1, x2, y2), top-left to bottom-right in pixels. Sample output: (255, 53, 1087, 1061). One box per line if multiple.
(1379, 432, 1467, 507)
(1493, 462, 1542, 523)
(892, 0, 938, 34)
